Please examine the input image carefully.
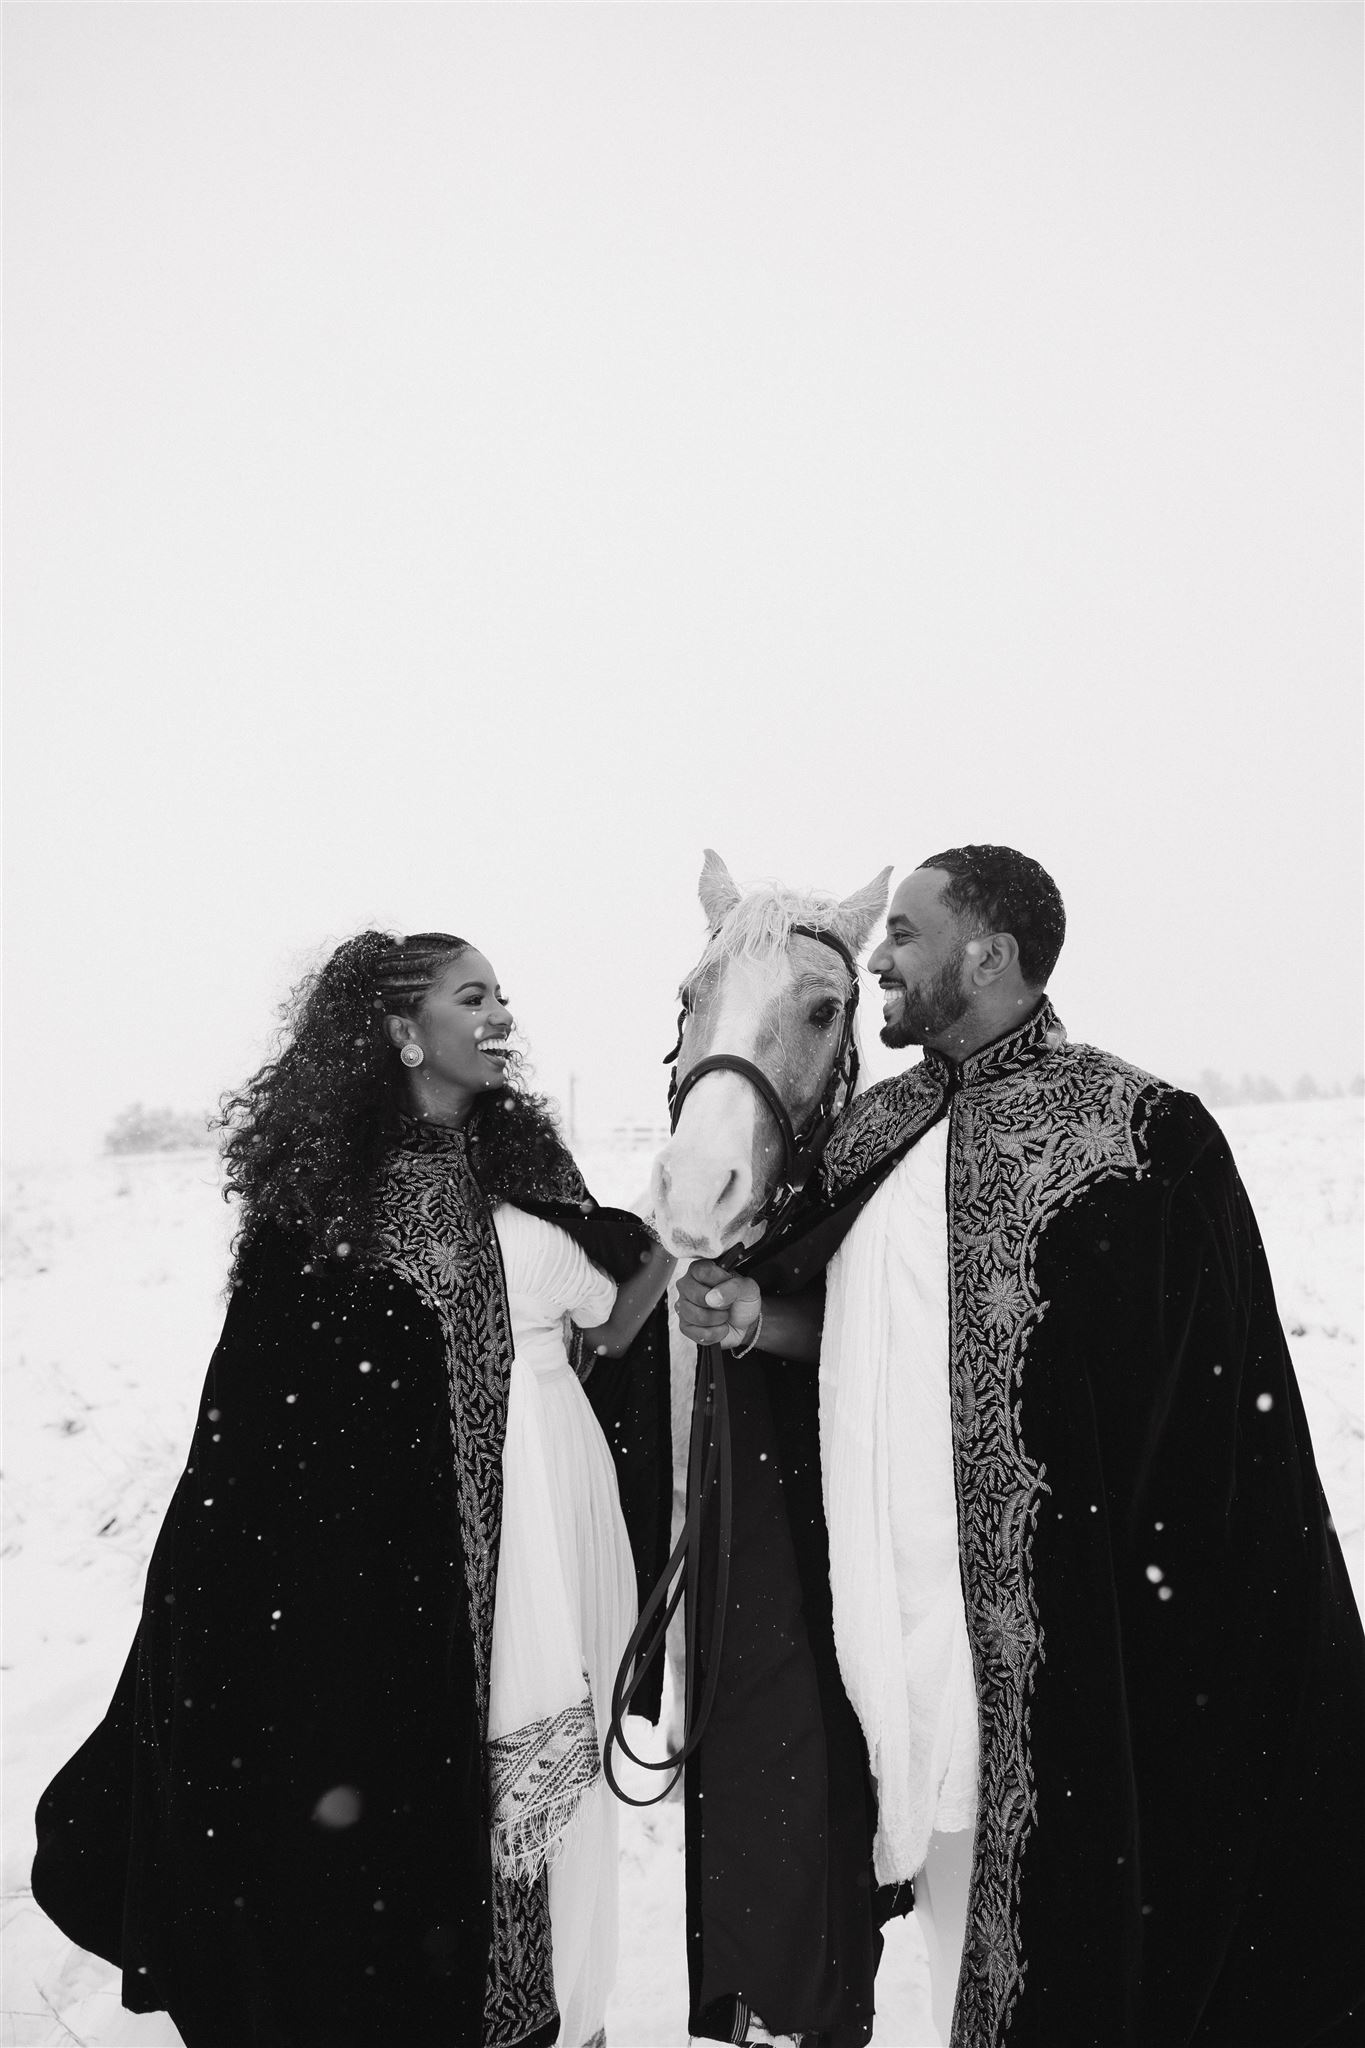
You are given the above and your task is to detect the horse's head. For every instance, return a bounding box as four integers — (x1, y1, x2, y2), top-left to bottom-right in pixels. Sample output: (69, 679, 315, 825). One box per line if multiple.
(649, 850, 891, 1259)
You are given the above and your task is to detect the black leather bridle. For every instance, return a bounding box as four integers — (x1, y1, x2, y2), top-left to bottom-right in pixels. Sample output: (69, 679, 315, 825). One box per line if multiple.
(662, 922, 862, 1239)
(603, 923, 862, 1804)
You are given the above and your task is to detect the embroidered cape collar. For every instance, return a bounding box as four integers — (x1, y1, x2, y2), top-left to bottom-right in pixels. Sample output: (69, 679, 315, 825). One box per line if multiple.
(921, 994, 1066, 1092)
(394, 1110, 589, 1210)
(396, 1114, 470, 1155)
(818, 997, 1069, 1204)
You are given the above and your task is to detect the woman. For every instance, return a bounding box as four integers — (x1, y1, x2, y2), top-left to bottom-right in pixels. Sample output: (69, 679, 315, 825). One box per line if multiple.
(32, 930, 675, 2048)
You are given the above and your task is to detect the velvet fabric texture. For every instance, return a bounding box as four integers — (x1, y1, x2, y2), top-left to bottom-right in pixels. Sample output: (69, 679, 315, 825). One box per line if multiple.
(682, 1209, 916, 2048)
(684, 1346, 907, 2048)
(32, 1166, 669, 2048)
(811, 1001, 1365, 2048)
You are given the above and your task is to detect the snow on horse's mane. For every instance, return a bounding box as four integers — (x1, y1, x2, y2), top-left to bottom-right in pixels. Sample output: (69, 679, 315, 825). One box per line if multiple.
(699, 882, 846, 970)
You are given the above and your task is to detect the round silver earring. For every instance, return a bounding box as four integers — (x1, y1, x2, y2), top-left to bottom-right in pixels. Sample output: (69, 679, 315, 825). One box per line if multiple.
(399, 1043, 424, 1068)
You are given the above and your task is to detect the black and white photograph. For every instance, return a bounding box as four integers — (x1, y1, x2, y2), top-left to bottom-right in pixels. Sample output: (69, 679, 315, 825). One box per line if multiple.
(4, 5, 1362, 2045)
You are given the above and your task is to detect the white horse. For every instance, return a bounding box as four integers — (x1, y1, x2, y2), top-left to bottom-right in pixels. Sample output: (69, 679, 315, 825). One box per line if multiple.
(645, 849, 890, 1750)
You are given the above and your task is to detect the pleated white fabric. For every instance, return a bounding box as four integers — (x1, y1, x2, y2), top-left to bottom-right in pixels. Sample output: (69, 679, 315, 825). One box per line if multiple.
(819, 1119, 978, 1886)
(489, 1202, 637, 2048)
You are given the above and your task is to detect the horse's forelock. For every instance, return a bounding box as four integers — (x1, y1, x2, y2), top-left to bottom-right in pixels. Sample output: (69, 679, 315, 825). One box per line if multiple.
(695, 882, 845, 976)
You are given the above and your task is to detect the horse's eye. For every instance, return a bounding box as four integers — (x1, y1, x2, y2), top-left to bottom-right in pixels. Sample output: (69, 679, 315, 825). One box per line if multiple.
(810, 999, 839, 1027)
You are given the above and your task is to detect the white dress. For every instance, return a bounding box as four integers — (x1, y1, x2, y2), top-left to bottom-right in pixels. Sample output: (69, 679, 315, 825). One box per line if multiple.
(490, 1202, 637, 2048)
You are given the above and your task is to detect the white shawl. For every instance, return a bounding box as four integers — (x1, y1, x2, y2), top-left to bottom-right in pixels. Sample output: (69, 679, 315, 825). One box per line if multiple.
(820, 1118, 978, 1885)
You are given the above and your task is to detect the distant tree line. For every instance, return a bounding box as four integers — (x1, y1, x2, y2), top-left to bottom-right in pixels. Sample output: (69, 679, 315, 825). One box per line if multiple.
(104, 1104, 217, 1155)
(1192, 1072, 1365, 1108)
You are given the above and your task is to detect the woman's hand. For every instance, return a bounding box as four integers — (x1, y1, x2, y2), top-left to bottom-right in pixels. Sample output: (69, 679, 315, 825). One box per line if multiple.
(675, 1262, 762, 1350)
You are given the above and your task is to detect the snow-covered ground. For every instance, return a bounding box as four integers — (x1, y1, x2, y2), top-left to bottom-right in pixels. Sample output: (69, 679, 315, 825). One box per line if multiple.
(4, 1100, 1361, 2046)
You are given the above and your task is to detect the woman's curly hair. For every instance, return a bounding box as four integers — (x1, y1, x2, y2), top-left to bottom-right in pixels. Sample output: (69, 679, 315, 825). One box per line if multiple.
(219, 929, 581, 1273)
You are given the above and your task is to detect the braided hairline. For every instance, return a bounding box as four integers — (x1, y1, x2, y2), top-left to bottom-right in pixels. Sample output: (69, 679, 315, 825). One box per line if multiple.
(374, 931, 472, 1012)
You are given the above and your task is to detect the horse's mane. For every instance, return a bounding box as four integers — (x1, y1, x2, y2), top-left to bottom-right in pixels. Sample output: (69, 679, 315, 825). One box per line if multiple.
(691, 881, 849, 976)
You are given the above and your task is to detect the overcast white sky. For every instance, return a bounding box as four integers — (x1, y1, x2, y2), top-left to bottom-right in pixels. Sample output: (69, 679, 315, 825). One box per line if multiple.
(5, 2, 1361, 1167)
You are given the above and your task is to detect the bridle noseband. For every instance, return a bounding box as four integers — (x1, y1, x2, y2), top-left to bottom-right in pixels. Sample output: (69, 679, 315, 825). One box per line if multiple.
(662, 922, 862, 1236)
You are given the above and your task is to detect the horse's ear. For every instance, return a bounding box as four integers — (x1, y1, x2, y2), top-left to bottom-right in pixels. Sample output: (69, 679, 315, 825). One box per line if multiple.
(831, 866, 893, 955)
(698, 849, 742, 929)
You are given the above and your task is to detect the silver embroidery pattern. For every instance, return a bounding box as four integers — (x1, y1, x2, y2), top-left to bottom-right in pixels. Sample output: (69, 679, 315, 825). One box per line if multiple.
(824, 1006, 1164, 2046)
(819, 1062, 947, 1194)
(374, 1130, 556, 2048)
(375, 1137, 512, 1715)
(951, 1036, 1161, 2047)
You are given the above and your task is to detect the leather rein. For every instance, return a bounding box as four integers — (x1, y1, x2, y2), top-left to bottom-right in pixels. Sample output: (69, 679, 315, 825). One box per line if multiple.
(603, 923, 861, 1804)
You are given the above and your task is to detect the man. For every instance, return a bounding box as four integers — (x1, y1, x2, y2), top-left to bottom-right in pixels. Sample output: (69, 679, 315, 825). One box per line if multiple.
(678, 845, 1365, 2048)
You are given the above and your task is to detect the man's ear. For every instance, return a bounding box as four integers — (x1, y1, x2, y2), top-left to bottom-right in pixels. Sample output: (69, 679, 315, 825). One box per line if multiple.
(966, 931, 1019, 985)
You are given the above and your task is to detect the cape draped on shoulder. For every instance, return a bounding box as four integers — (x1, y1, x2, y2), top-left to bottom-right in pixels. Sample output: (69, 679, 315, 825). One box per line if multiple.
(31, 1116, 670, 2048)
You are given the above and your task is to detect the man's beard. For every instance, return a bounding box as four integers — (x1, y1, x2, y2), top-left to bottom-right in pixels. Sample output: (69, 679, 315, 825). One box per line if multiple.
(880, 947, 973, 1048)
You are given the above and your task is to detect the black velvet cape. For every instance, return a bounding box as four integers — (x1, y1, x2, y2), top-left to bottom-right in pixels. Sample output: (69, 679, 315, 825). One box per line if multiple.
(683, 1288, 908, 2048)
(31, 1155, 670, 2048)
(681, 1094, 929, 2048)
(809, 1000, 1365, 2048)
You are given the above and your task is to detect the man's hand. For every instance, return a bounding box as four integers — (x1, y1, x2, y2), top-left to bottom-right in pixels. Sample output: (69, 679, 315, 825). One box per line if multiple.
(675, 1261, 762, 1350)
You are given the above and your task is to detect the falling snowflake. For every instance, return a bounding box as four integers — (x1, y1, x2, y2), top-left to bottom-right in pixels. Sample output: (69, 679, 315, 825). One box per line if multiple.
(313, 1785, 364, 1829)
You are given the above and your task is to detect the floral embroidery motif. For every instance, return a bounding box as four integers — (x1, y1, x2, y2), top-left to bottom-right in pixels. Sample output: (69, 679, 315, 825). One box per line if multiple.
(824, 1003, 1164, 2046)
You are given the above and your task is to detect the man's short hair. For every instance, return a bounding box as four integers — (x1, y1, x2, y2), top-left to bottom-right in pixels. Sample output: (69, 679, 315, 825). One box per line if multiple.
(916, 845, 1066, 988)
